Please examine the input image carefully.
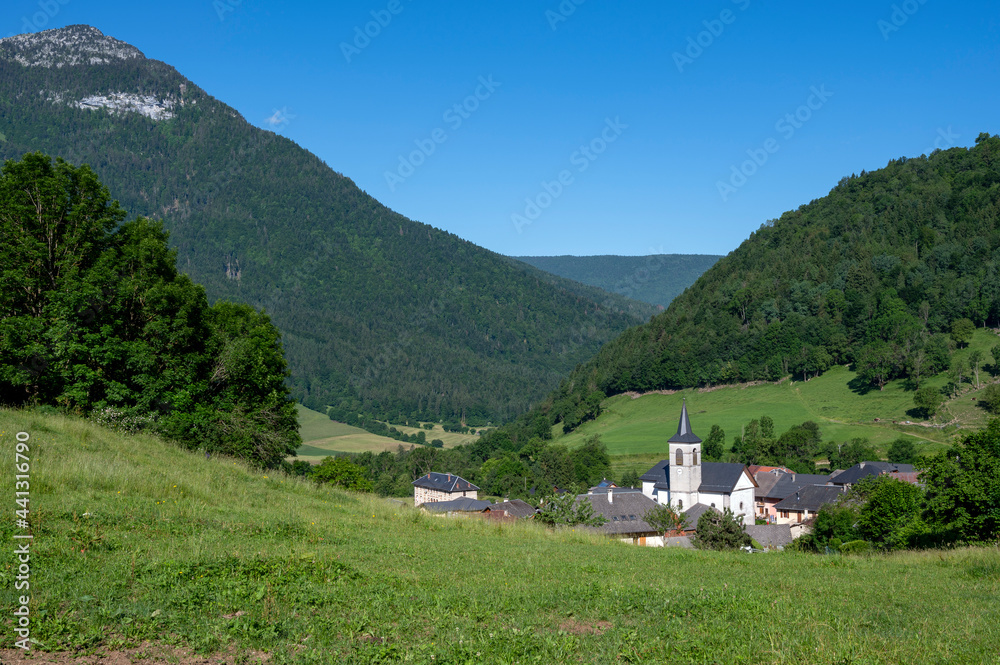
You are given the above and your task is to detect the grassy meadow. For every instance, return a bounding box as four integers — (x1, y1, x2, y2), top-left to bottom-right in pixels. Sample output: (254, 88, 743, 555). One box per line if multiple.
(2, 409, 999, 664)
(557, 328, 1000, 462)
(293, 405, 478, 463)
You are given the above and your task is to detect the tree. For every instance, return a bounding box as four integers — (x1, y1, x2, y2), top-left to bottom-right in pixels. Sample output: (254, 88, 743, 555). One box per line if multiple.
(852, 476, 925, 550)
(855, 342, 897, 390)
(887, 438, 919, 464)
(643, 503, 688, 534)
(795, 504, 860, 552)
(312, 456, 374, 492)
(950, 318, 975, 348)
(571, 435, 611, 486)
(970, 350, 984, 389)
(620, 469, 640, 488)
(693, 508, 751, 550)
(535, 492, 607, 527)
(913, 386, 943, 419)
(703, 425, 725, 461)
(991, 344, 1000, 372)
(982, 384, 1000, 415)
(922, 419, 1000, 543)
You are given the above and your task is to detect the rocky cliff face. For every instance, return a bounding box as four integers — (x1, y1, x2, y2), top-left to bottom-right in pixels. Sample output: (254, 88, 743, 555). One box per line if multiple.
(0, 24, 143, 68)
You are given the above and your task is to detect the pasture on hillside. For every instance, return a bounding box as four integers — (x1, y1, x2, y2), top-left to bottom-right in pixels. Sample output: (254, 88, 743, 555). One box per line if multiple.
(2, 409, 999, 664)
(556, 328, 1000, 459)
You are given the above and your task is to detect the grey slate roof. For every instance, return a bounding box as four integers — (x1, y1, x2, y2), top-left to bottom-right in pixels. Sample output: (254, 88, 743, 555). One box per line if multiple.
(419, 497, 492, 513)
(762, 473, 831, 500)
(669, 399, 702, 444)
(754, 471, 783, 499)
(744, 524, 794, 550)
(699, 462, 755, 493)
(412, 472, 479, 493)
(681, 502, 719, 528)
(486, 499, 536, 518)
(773, 485, 844, 513)
(829, 461, 916, 486)
(575, 491, 662, 536)
(640, 459, 670, 488)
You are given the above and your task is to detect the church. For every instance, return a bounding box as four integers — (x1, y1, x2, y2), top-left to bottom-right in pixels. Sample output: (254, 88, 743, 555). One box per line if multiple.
(640, 399, 757, 525)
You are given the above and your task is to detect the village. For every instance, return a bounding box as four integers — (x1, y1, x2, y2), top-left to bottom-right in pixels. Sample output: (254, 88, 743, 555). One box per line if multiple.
(411, 401, 919, 550)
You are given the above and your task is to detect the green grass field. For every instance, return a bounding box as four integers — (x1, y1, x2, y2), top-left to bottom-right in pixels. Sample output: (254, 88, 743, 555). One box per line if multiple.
(557, 328, 1000, 460)
(2, 410, 999, 663)
(292, 405, 478, 462)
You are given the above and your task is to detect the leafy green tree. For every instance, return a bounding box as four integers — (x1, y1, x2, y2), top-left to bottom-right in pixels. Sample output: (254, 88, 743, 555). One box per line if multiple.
(571, 435, 611, 486)
(969, 350, 984, 388)
(950, 318, 975, 348)
(852, 476, 925, 550)
(855, 342, 898, 390)
(536, 492, 607, 527)
(703, 425, 725, 461)
(922, 419, 1000, 543)
(991, 344, 1000, 372)
(827, 438, 878, 469)
(981, 384, 1000, 415)
(693, 508, 751, 551)
(913, 386, 943, 419)
(643, 503, 688, 534)
(887, 438, 919, 464)
(795, 504, 859, 552)
(620, 469, 640, 488)
(312, 456, 374, 492)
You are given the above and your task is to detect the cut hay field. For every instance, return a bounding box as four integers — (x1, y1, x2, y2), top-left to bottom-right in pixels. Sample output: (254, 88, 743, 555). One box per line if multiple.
(292, 405, 476, 462)
(557, 328, 1000, 460)
(2, 409, 999, 664)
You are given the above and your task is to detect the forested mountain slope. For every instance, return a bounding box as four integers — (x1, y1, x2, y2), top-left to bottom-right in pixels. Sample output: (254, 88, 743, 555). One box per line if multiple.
(0, 25, 649, 423)
(513, 254, 721, 308)
(500, 136, 1000, 436)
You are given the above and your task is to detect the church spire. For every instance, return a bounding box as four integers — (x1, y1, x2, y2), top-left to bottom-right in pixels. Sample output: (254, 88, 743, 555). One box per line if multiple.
(668, 398, 702, 443)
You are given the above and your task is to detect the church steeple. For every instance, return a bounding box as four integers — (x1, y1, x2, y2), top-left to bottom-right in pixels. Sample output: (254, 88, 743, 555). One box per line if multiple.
(669, 398, 702, 444)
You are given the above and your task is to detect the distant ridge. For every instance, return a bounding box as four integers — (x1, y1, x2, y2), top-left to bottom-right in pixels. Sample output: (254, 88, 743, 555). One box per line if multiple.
(513, 254, 722, 308)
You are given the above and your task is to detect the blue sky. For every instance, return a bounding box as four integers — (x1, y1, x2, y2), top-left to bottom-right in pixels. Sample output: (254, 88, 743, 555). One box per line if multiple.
(6, 0, 999, 257)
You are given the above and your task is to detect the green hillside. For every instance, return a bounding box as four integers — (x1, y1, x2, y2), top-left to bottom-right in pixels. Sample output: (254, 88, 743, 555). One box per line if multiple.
(0, 25, 648, 424)
(497, 135, 1000, 443)
(514, 254, 722, 308)
(3, 409, 999, 663)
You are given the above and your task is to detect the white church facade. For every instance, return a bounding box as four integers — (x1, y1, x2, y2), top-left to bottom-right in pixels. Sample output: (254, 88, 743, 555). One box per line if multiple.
(640, 399, 757, 525)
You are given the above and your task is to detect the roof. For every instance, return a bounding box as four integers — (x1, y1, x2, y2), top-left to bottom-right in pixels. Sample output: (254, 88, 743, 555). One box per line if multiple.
(761, 473, 831, 500)
(668, 399, 702, 444)
(829, 461, 917, 486)
(575, 491, 662, 536)
(485, 499, 536, 519)
(744, 524, 794, 549)
(640, 459, 670, 486)
(699, 462, 756, 493)
(412, 472, 479, 493)
(773, 485, 844, 513)
(681, 502, 720, 528)
(419, 497, 492, 513)
(753, 471, 783, 499)
(748, 465, 794, 475)
(594, 478, 617, 489)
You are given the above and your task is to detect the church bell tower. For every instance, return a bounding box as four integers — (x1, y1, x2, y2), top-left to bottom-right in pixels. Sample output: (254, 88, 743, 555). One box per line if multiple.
(667, 398, 702, 512)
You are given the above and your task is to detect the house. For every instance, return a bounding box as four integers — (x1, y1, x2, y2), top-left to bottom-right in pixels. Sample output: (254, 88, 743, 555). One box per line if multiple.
(829, 461, 919, 489)
(640, 400, 758, 524)
(412, 472, 479, 506)
(576, 488, 665, 546)
(483, 499, 536, 520)
(755, 472, 832, 522)
(680, 502, 720, 534)
(772, 484, 845, 525)
(419, 497, 492, 515)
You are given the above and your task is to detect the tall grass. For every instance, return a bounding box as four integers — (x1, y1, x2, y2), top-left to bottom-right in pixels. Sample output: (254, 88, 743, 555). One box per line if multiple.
(2, 409, 998, 663)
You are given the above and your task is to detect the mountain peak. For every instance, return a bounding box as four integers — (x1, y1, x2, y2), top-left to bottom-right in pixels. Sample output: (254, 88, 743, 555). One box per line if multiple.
(0, 24, 144, 68)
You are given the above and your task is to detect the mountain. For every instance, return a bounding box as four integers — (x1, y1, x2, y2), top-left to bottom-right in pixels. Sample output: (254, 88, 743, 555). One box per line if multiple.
(512, 254, 721, 308)
(484, 136, 1000, 440)
(0, 25, 653, 424)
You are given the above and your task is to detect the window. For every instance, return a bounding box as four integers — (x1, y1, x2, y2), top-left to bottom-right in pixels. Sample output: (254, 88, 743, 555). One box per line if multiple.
(676, 448, 683, 466)
(692, 449, 698, 465)
(780, 510, 789, 519)
(711, 503, 716, 508)
(612, 516, 619, 522)
(677, 500, 683, 510)
(739, 501, 744, 510)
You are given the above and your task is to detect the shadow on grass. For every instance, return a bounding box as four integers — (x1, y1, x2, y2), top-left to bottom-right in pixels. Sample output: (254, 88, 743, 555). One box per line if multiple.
(848, 374, 875, 396)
